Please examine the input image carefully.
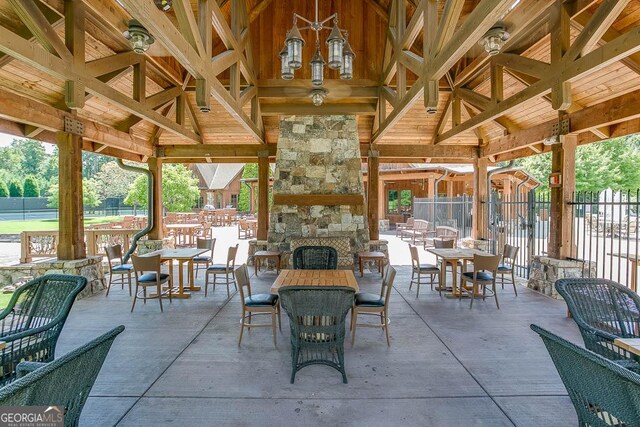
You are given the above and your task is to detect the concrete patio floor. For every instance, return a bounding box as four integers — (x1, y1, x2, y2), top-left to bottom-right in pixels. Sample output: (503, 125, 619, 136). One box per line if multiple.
(56, 253, 583, 427)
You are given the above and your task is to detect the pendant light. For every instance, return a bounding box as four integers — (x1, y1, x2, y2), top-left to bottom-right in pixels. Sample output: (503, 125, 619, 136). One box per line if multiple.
(310, 42, 325, 86)
(280, 42, 294, 80)
(123, 20, 154, 54)
(285, 23, 304, 70)
(340, 36, 355, 80)
(326, 24, 345, 70)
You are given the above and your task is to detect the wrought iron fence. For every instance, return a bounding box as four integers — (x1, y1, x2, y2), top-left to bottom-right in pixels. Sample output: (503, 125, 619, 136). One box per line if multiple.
(413, 195, 473, 239)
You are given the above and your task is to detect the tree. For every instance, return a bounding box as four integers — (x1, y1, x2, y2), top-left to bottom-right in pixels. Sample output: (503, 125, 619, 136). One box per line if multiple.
(237, 164, 255, 212)
(8, 180, 23, 197)
(93, 161, 141, 199)
(11, 139, 46, 176)
(23, 176, 40, 197)
(124, 164, 199, 212)
(0, 181, 8, 198)
(46, 179, 102, 208)
(82, 152, 112, 178)
(0, 146, 24, 183)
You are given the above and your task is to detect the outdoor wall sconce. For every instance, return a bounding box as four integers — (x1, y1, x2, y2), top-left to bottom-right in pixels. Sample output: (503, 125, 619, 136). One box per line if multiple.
(124, 20, 155, 54)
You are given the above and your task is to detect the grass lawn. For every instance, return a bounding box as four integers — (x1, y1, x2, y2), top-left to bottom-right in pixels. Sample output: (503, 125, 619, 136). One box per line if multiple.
(0, 216, 123, 234)
(0, 292, 12, 310)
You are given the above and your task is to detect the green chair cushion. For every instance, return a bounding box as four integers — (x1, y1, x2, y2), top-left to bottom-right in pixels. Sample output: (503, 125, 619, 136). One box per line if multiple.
(244, 293, 278, 307)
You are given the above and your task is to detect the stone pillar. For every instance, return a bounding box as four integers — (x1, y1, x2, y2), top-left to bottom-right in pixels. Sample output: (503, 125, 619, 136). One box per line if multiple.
(548, 135, 576, 259)
(472, 157, 488, 240)
(528, 256, 596, 298)
(257, 150, 269, 240)
(148, 157, 163, 240)
(57, 131, 86, 260)
(367, 150, 380, 240)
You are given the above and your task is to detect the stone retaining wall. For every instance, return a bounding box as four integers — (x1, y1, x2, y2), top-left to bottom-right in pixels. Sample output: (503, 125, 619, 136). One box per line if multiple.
(527, 256, 597, 298)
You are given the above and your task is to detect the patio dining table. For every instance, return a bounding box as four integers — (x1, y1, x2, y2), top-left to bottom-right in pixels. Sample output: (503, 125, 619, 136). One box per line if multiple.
(426, 248, 490, 297)
(165, 223, 203, 246)
(141, 248, 208, 298)
(271, 270, 359, 293)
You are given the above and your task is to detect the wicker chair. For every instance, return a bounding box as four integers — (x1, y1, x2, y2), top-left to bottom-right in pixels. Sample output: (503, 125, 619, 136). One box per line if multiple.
(292, 246, 338, 270)
(531, 324, 640, 426)
(556, 278, 640, 371)
(0, 274, 87, 386)
(279, 286, 355, 384)
(0, 325, 124, 426)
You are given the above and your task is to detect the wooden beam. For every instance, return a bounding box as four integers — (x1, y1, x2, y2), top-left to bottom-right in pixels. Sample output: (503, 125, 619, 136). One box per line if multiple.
(364, 0, 389, 23)
(158, 144, 277, 158)
(432, 0, 465, 55)
(248, 0, 273, 23)
(455, 88, 492, 111)
(148, 158, 164, 240)
(374, 144, 477, 159)
(260, 103, 377, 116)
(86, 52, 141, 77)
(173, 0, 207, 57)
(437, 26, 640, 144)
(0, 87, 152, 156)
(493, 53, 551, 79)
(64, 0, 85, 109)
(8, 0, 72, 61)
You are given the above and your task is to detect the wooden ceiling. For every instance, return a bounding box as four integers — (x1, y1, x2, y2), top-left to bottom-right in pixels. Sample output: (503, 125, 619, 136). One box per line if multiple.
(0, 0, 638, 164)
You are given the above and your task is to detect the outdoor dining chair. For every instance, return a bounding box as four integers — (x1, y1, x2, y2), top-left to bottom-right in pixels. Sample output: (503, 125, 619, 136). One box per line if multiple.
(279, 286, 355, 384)
(531, 324, 640, 426)
(460, 254, 501, 309)
(205, 244, 239, 297)
(292, 246, 338, 270)
(409, 244, 440, 297)
(555, 278, 640, 371)
(105, 244, 133, 297)
(395, 217, 414, 237)
(194, 237, 216, 278)
(351, 266, 396, 347)
(235, 264, 281, 347)
(497, 244, 520, 296)
(130, 254, 173, 312)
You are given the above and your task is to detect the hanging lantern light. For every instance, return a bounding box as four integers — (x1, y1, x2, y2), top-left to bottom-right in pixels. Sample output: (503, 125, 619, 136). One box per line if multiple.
(123, 20, 154, 54)
(310, 42, 325, 86)
(285, 22, 304, 69)
(326, 23, 345, 69)
(340, 36, 355, 80)
(311, 88, 327, 106)
(280, 42, 294, 80)
(479, 23, 510, 56)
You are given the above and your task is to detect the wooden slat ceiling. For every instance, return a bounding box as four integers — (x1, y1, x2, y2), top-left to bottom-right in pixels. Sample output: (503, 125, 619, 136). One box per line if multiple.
(0, 0, 637, 163)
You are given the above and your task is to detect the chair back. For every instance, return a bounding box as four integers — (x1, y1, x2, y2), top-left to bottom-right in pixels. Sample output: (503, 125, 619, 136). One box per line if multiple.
(105, 244, 124, 267)
(197, 238, 216, 257)
(434, 239, 454, 249)
(502, 244, 519, 266)
(131, 254, 161, 283)
(473, 254, 500, 274)
(279, 286, 355, 343)
(555, 278, 640, 360)
(292, 246, 338, 270)
(226, 244, 239, 270)
(413, 219, 429, 230)
(435, 226, 458, 245)
(531, 324, 640, 427)
(409, 245, 420, 269)
(406, 217, 414, 227)
(0, 326, 125, 425)
(380, 266, 396, 306)
(235, 264, 251, 307)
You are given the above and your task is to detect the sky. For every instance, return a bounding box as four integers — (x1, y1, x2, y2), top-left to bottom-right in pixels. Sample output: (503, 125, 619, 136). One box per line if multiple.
(0, 132, 56, 154)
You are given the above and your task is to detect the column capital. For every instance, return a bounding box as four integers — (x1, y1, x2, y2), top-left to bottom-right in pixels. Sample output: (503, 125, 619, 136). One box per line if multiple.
(257, 150, 270, 158)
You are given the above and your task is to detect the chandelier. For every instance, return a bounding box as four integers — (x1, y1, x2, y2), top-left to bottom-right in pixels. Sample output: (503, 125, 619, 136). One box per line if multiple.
(279, 0, 355, 93)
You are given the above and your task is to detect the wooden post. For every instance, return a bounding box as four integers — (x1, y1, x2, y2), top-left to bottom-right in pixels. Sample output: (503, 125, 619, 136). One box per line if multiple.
(368, 150, 380, 240)
(548, 134, 577, 259)
(257, 151, 269, 240)
(446, 180, 454, 218)
(57, 131, 86, 260)
(472, 157, 488, 240)
(427, 176, 436, 198)
(148, 157, 163, 240)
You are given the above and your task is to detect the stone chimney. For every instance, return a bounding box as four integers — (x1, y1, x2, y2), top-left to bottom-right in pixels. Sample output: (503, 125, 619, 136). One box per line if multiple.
(268, 115, 369, 266)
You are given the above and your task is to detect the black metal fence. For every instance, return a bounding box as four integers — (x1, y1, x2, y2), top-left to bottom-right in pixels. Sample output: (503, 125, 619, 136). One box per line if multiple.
(413, 195, 473, 239)
(0, 197, 136, 220)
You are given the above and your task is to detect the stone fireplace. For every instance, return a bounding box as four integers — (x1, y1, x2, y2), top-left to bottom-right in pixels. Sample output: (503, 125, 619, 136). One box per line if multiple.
(267, 115, 369, 267)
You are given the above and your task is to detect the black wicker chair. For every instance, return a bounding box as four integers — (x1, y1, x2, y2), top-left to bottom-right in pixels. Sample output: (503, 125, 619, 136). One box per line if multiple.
(531, 324, 640, 426)
(292, 246, 338, 270)
(555, 278, 640, 371)
(0, 274, 87, 386)
(279, 286, 355, 384)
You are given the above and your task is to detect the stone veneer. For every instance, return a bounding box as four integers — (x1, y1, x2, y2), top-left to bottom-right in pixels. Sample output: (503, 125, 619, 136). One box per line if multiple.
(527, 256, 596, 298)
(267, 115, 369, 263)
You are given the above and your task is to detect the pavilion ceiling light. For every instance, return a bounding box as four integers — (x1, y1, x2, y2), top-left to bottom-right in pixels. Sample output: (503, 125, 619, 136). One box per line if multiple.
(124, 20, 154, 54)
(310, 88, 327, 107)
(153, 0, 172, 11)
(479, 23, 510, 56)
(280, 0, 354, 104)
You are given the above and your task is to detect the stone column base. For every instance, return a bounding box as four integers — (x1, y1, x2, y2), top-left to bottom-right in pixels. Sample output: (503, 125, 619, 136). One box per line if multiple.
(528, 256, 596, 299)
(461, 238, 490, 251)
(0, 257, 106, 299)
(136, 238, 174, 255)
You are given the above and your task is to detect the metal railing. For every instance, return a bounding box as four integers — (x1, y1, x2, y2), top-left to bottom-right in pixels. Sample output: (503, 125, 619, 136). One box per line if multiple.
(413, 195, 473, 239)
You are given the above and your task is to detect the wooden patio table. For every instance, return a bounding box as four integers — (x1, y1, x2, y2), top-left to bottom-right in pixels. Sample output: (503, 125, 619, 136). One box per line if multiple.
(426, 248, 490, 297)
(613, 338, 640, 356)
(141, 248, 208, 298)
(271, 270, 359, 293)
(165, 223, 202, 246)
(609, 252, 639, 292)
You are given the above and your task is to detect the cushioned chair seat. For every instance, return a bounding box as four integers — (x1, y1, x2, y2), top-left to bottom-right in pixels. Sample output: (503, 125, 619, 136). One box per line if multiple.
(193, 256, 211, 262)
(414, 263, 439, 272)
(113, 264, 133, 272)
(461, 271, 494, 281)
(244, 293, 278, 307)
(137, 273, 170, 283)
(207, 264, 229, 271)
(497, 265, 511, 272)
(355, 292, 385, 307)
